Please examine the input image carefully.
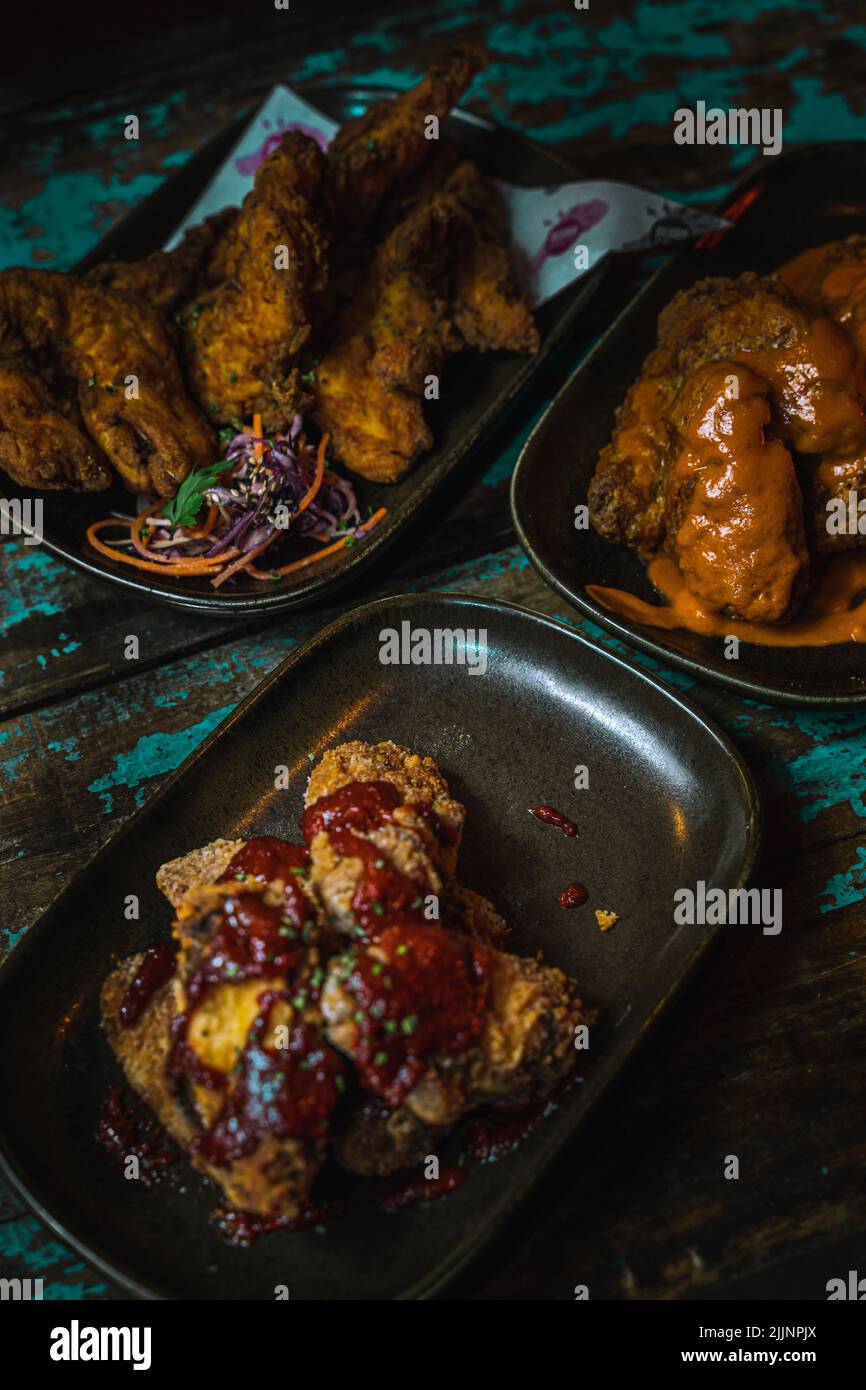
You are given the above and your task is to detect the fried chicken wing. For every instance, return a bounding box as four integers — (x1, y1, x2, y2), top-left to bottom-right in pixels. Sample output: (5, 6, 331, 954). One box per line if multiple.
(664, 361, 808, 622)
(780, 235, 866, 357)
(588, 272, 866, 616)
(322, 926, 582, 1161)
(779, 237, 866, 553)
(85, 209, 237, 315)
(591, 274, 866, 547)
(180, 132, 329, 430)
(103, 741, 584, 1205)
(103, 845, 345, 1220)
(0, 267, 215, 496)
(442, 162, 539, 354)
(325, 45, 487, 233)
(0, 359, 111, 491)
(301, 740, 464, 938)
(309, 192, 458, 481)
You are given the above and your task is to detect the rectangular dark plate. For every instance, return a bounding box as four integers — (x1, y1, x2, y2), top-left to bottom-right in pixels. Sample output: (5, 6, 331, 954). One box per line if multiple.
(0, 593, 759, 1300)
(1, 83, 604, 615)
(511, 143, 866, 706)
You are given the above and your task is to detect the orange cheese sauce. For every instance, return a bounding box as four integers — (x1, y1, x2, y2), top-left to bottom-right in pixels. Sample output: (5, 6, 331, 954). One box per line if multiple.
(587, 550, 866, 647)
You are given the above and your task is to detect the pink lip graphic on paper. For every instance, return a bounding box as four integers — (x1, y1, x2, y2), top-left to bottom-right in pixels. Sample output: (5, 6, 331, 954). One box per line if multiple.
(529, 197, 609, 274)
(236, 120, 331, 177)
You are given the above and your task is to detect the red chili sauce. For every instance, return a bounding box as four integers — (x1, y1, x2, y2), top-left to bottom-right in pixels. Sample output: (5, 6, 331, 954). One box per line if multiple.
(530, 804, 578, 837)
(334, 923, 490, 1107)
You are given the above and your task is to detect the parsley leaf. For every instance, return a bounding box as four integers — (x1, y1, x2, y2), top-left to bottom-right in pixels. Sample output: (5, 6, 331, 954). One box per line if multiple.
(162, 460, 230, 532)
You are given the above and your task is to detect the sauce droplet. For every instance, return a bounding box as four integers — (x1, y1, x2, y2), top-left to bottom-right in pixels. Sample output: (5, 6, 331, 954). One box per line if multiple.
(560, 882, 588, 909)
(530, 805, 578, 837)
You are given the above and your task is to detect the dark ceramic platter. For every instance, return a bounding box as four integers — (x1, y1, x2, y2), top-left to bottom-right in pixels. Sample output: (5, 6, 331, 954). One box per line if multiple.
(512, 143, 866, 706)
(2, 84, 604, 615)
(0, 594, 759, 1300)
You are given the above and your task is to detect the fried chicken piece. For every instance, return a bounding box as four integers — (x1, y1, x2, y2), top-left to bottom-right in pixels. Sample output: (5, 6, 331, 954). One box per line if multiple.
(334, 1095, 445, 1177)
(103, 862, 345, 1219)
(85, 209, 237, 315)
(310, 192, 458, 481)
(322, 925, 582, 1163)
(180, 131, 329, 430)
(0, 267, 215, 496)
(0, 358, 112, 490)
(663, 361, 809, 622)
(325, 46, 487, 233)
(442, 162, 539, 354)
(779, 235, 866, 357)
(156, 837, 245, 909)
(590, 273, 866, 555)
(301, 740, 465, 938)
(779, 238, 866, 553)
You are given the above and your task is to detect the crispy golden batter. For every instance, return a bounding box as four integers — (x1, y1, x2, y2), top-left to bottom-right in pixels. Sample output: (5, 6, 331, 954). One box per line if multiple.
(310, 193, 457, 481)
(323, 939, 582, 1140)
(312, 158, 536, 482)
(85, 209, 237, 315)
(0, 267, 216, 496)
(443, 162, 539, 354)
(326, 45, 487, 232)
(0, 359, 111, 491)
(101, 954, 323, 1218)
(180, 132, 329, 429)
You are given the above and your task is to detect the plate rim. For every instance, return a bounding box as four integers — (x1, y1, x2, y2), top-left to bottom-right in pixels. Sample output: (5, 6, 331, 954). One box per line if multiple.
(0, 591, 762, 1299)
(510, 141, 866, 708)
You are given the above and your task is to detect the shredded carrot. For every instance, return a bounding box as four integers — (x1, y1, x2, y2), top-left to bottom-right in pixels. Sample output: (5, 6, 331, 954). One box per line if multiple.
(245, 507, 388, 580)
(209, 535, 276, 589)
(86, 520, 240, 576)
(296, 434, 328, 515)
(189, 504, 219, 539)
(86, 427, 380, 588)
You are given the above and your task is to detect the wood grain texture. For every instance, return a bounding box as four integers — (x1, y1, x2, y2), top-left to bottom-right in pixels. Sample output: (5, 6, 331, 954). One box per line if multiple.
(0, 0, 864, 1302)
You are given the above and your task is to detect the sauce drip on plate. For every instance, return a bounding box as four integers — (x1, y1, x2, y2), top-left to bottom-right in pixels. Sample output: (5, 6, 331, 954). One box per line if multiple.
(588, 550, 866, 647)
(560, 882, 588, 909)
(530, 805, 578, 837)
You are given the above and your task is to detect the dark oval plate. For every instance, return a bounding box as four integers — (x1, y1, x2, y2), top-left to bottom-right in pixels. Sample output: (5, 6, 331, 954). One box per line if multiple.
(511, 143, 866, 706)
(0, 593, 759, 1299)
(2, 83, 605, 615)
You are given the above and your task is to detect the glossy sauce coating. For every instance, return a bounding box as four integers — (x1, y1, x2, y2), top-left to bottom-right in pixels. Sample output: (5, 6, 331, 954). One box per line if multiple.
(119, 940, 178, 1029)
(302, 780, 454, 942)
(337, 923, 490, 1106)
(193, 1001, 345, 1164)
(301, 778, 458, 847)
(664, 362, 808, 624)
(220, 836, 312, 926)
(169, 888, 306, 1092)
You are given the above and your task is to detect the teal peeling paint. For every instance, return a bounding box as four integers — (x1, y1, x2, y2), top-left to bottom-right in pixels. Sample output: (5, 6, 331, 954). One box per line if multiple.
(0, 1219, 109, 1299)
(0, 546, 64, 633)
(86, 704, 235, 812)
(818, 846, 866, 914)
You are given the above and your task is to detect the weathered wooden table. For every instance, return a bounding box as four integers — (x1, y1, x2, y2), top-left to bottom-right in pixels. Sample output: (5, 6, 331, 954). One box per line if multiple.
(1, 0, 864, 1300)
